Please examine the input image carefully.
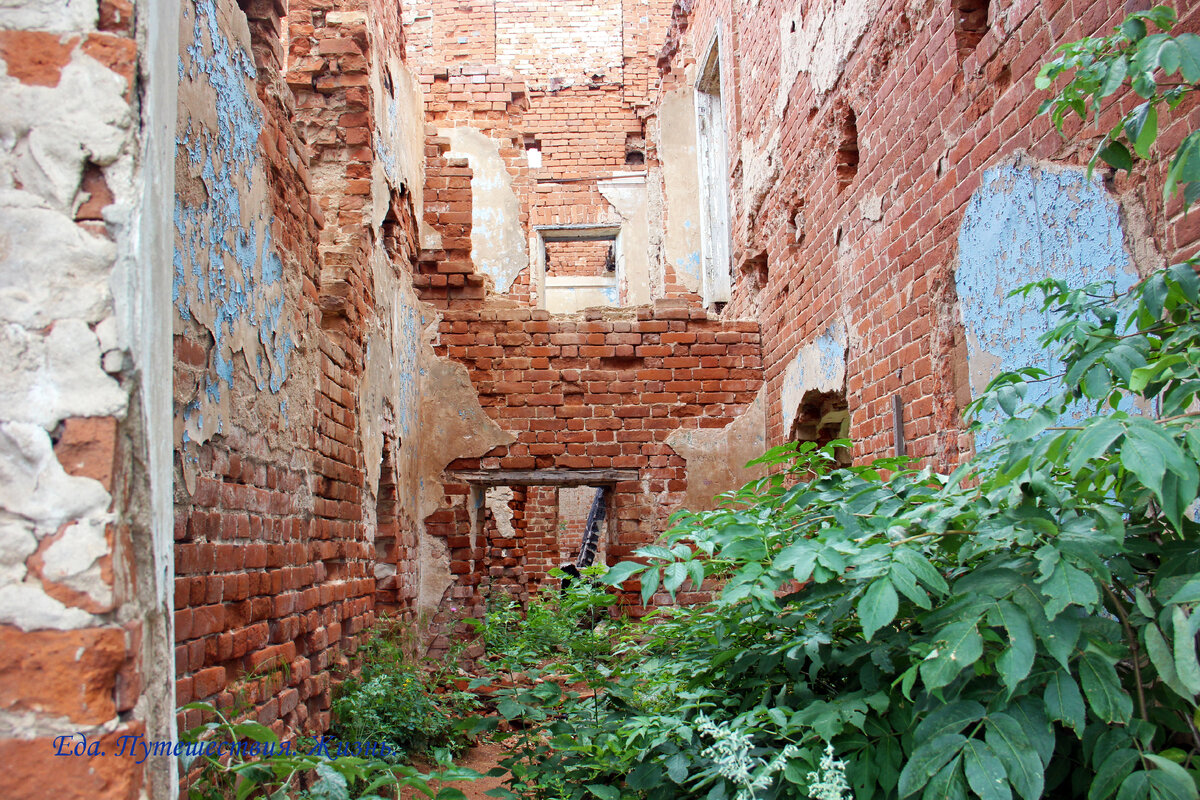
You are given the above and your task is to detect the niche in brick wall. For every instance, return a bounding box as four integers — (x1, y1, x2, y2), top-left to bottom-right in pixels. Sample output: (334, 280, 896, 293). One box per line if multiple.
(739, 250, 769, 296)
(374, 435, 400, 613)
(953, 0, 990, 61)
(790, 390, 851, 468)
(836, 110, 859, 192)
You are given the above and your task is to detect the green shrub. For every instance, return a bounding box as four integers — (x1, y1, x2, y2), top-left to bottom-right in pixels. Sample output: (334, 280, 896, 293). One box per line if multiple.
(331, 619, 477, 760)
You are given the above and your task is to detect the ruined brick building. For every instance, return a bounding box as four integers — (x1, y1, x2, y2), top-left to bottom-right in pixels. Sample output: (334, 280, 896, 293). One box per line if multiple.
(0, 0, 1197, 796)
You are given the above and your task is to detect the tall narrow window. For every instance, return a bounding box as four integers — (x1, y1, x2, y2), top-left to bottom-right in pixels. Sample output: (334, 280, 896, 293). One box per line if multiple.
(695, 31, 732, 308)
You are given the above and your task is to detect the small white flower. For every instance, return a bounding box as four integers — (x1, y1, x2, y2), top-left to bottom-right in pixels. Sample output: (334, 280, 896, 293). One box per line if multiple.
(805, 742, 852, 800)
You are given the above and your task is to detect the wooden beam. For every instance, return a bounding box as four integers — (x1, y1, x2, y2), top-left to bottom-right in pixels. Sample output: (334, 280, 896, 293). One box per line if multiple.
(444, 468, 639, 487)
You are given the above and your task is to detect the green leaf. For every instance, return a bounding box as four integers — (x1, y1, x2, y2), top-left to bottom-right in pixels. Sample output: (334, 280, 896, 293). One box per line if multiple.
(987, 711, 1046, 800)
(914, 701, 985, 741)
(895, 548, 949, 595)
(991, 601, 1035, 690)
(1168, 575, 1200, 606)
(1068, 418, 1125, 473)
(231, 722, 279, 744)
(496, 697, 524, 720)
(1144, 756, 1199, 800)
(663, 561, 688, 595)
(920, 622, 983, 691)
(687, 559, 706, 592)
(775, 540, 818, 583)
(1172, 606, 1200, 696)
(922, 755, 967, 800)
(860, 578, 899, 641)
(899, 735, 968, 799)
(1034, 610, 1080, 668)
(640, 567, 661, 605)
(1090, 750, 1141, 800)
(665, 753, 689, 783)
(586, 784, 619, 800)
(963, 740, 1011, 800)
(603, 561, 645, 586)
(1098, 141, 1134, 173)
(1044, 669, 1087, 735)
(1079, 651, 1134, 724)
(1043, 561, 1100, 618)
(1122, 423, 1169, 501)
(1145, 623, 1192, 700)
(1177, 33, 1200, 82)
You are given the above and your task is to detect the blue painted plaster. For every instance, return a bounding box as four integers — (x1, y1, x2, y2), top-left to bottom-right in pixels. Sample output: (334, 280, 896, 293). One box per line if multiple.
(957, 162, 1137, 446)
(174, 0, 294, 437)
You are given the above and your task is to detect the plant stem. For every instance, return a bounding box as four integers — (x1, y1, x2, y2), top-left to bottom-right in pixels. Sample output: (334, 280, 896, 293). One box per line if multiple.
(1101, 582, 1147, 722)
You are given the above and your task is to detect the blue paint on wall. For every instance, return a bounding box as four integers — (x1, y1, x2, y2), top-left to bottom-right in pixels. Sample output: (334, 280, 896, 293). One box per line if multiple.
(174, 0, 294, 435)
(957, 161, 1137, 446)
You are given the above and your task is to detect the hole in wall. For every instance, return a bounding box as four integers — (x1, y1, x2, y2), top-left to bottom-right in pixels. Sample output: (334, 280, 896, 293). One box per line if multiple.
(836, 109, 859, 191)
(740, 250, 769, 294)
(625, 150, 645, 166)
(953, 0, 990, 61)
(790, 389, 851, 468)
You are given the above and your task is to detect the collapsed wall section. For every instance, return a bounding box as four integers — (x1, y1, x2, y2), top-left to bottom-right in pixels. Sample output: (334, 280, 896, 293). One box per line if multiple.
(172, 0, 433, 741)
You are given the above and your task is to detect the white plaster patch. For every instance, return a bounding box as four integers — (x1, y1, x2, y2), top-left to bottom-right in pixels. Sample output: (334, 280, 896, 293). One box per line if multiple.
(0, 422, 110, 532)
(658, 90, 703, 294)
(0, 320, 127, 429)
(0, 583, 95, 630)
(0, 517, 37, 584)
(0, 0, 97, 33)
(741, 127, 782, 231)
(41, 518, 113, 606)
(779, 323, 847, 436)
(0, 50, 132, 209)
(776, 0, 879, 114)
(0, 194, 116, 327)
(443, 127, 528, 293)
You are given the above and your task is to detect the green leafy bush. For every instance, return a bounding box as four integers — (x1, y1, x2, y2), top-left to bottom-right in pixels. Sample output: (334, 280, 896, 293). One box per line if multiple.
(476, 569, 619, 670)
(331, 619, 477, 760)
(179, 700, 479, 800)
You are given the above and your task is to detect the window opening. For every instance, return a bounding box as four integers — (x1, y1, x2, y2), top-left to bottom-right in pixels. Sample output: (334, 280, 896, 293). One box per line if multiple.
(695, 30, 732, 307)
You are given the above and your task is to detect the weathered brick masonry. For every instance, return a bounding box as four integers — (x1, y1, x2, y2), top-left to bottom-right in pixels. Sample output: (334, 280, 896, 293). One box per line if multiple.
(4, 0, 1200, 794)
(653, 0, 1200, 466)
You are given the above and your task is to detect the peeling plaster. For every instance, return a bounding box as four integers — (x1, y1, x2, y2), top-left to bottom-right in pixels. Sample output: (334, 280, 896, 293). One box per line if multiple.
(666, 387, 767, 510)
(780, 323, 847, 437)
(957, 159, 1139, 445)
(416, 356, 515, 615)
(0, 320, 127, 429)
(174, 0, 294, 447)
(442, 127, 528, 293)
(598, 178, 651, 306)
(0, 0, 97, 34)
(658, 89, 702, 293)
(776, 0, 879, 114)
(0, 46, 131, 329)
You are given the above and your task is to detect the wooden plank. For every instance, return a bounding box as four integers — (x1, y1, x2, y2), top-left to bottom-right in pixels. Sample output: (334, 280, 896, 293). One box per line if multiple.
(444, 468, 639, 487)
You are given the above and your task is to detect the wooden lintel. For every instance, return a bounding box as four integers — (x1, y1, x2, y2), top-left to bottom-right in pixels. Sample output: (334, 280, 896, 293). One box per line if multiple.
(444, 468, 639, 487)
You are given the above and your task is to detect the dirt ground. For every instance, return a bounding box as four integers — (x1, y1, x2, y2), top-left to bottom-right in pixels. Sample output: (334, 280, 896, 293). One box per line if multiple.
(403, 740, 509, 800)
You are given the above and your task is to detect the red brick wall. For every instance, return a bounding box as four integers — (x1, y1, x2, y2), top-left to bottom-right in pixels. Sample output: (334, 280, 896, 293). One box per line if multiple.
(546, 240, 613, 277)
(655, 0, 1200, 468)
(173, 0, 421, 741)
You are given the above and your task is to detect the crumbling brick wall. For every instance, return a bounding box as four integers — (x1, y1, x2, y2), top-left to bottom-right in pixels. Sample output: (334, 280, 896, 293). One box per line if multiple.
(172, 0, 429, 741)
(653, 0, 1200, 469)
(0, 0, 173, 797)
